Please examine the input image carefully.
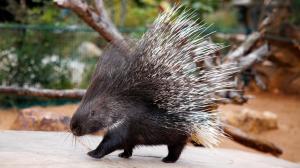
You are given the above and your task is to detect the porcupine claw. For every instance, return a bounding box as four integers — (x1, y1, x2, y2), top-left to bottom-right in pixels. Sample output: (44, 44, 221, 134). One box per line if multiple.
(87, 149, 104, 159)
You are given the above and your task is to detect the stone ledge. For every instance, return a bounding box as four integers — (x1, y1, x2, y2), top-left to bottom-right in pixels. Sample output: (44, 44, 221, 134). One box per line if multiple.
(0, 131, 298, 168)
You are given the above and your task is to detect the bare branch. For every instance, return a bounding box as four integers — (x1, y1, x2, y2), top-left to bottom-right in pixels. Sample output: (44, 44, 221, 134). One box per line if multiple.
(227, 32, 261, 61)
(94, 0, 104, 15)
(238, 44, 270, 71)
(0, 86, 85, 99)
(224, 124, 283, 156)
(54, 0, 126, 48)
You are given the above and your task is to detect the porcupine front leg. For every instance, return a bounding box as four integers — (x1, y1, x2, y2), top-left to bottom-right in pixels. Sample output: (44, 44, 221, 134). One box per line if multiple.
(87, 132, 123, 159)
(162, 143, 186, 163)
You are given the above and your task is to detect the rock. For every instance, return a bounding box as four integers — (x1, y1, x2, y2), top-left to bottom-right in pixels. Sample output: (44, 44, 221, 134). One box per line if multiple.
(0, 131, 298, 168)
(290, 77, 300, 94)
(224, 108, 278, 133)
(11, 108, 70, 131)
(78, 41, 102, 58)
(273, 49, 300, 67)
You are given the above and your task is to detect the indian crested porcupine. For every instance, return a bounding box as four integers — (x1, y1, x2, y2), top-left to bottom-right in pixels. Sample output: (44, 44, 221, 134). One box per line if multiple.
(70, 6, 235, 163)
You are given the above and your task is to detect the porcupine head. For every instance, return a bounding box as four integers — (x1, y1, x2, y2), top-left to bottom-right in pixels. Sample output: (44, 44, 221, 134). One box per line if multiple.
(70, 6, 235, 148)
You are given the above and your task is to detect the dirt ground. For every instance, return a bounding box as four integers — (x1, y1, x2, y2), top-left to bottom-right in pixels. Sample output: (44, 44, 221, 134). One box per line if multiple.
(0, 92, 299, 163)
(219, 92, 300, 163)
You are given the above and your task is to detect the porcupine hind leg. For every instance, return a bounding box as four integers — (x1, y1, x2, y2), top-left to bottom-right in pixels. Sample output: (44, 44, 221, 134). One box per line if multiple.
(118, 146, 134, 158)
(162, 143, 186, 163)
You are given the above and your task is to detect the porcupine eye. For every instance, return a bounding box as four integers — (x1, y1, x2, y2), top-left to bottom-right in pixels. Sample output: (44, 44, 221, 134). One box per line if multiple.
(90, 110, 96, 117)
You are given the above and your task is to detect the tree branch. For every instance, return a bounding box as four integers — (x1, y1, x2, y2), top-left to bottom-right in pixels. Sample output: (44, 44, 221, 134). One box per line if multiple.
(0, 86, 85, 99)
(224, 124, 282, 156)
(226, 32, 261, 61)
(238, 44, 270, 71)
(54, 0, 126, 49)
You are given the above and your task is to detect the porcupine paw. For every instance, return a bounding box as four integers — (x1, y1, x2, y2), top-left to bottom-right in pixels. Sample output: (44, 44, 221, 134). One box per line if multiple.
(87, 149, 104, 159)
(162, 156, 178, 163)
(118, 152, 132, 158)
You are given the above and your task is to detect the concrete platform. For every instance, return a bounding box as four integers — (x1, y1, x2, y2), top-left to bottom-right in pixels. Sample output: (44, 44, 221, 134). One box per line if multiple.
(0, 131, 298, 168)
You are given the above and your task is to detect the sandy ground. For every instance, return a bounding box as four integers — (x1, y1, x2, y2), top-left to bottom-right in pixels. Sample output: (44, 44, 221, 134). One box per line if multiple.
(0, 92, 299, 162)
(219, 92, 300, 163)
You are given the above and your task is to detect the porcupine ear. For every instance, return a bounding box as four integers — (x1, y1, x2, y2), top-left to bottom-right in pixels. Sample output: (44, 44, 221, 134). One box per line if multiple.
(135, 6, 237, 147)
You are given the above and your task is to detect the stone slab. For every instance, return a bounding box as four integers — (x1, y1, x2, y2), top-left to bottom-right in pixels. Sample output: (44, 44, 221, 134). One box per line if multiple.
(0, 131, 298, 168)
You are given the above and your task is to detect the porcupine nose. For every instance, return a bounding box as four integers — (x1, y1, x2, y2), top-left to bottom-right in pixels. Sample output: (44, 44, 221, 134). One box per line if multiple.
(70, 118, 82, 136)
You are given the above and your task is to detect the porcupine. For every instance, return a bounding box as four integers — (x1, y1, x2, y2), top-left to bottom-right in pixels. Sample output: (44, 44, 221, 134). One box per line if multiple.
(70, 6, 235, 163)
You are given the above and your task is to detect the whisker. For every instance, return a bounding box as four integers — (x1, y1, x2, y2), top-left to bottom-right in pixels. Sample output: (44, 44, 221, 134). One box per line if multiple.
(75, 136, 77, 148)
(77, 137, 92, 151)
(63, 132, 71, 144)
(81, 137, 92, 150)
(72, 135, 75, 148)
(85, 136, 93, 149)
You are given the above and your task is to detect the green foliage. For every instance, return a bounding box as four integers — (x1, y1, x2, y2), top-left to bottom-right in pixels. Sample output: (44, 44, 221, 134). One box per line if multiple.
(108, 0, 159, 28)
(205, 9, 239, 32)
(123, 7, 158, 27)
(0, 29, 101, 88)
(3, 0, 80, 25)
(0, 0, 101, 90)
(181, 0, 220, 16)
(290, 0, 300, 25)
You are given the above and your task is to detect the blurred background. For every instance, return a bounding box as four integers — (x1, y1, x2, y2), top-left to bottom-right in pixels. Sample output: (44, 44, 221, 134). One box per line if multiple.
(0, 0, 299, 163)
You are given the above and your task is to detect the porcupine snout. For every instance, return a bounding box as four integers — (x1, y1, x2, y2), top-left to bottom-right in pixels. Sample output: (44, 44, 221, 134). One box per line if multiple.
(70, 116, 84, 136)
